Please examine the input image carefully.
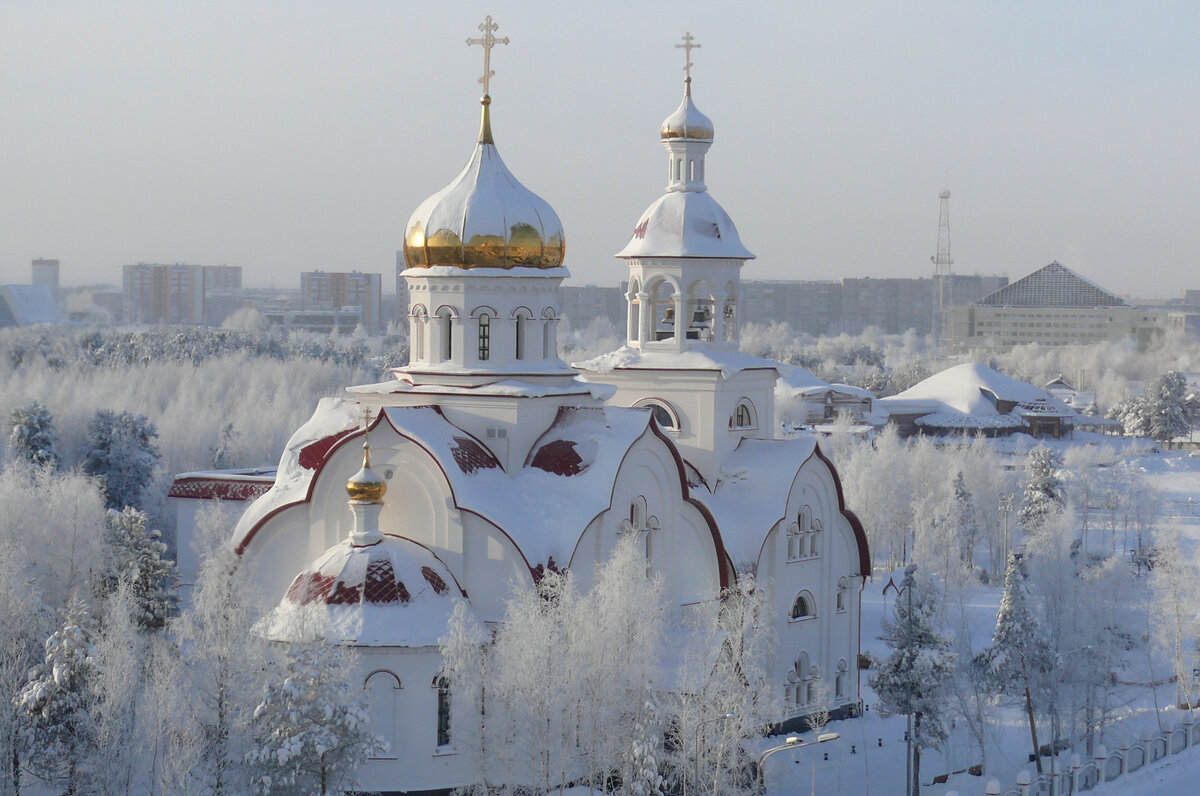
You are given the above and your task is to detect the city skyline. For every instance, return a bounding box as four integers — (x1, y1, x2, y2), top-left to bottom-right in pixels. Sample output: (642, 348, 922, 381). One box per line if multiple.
(2, 2, 1198, 297)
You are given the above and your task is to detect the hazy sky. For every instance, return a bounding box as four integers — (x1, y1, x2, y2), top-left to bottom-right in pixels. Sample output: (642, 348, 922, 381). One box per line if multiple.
(3, 2, 1199, 298)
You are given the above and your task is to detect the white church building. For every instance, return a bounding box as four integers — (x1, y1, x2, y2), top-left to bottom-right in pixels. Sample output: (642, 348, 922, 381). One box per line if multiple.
(171, 26, 870, 796)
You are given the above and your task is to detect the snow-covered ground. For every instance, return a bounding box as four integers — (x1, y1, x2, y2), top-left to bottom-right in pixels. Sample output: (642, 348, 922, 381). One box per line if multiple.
(765, 447, 1200, 796)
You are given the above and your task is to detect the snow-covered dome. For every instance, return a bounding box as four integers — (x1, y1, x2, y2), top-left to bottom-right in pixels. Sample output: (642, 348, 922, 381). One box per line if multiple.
(264, 535, 465, 646)
(660, 80, 714, 141)
(617, 190, 753, 259)
(403, 96, 566, 271)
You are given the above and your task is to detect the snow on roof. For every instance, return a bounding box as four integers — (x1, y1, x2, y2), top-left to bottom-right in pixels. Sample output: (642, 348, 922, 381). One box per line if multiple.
(573, 345, 779, 380)
(261, 534, 462, 647)
(693, 435, 819, 566)
(0, 285, 58, 326)
(349, 376, 610, 400)
(775, 363, 830, 391)
(382, 404, 652, 567)
(615, 190, 754, 260)
(914, 411, 1025, 430)
(399, 265, 571, 280)
(880, 362, 1072, 420)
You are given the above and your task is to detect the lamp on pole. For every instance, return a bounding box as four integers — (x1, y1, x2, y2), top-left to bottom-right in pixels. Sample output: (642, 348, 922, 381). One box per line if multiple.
(756, 732, 839, 794)
(998, 493, 1015, 567)
(694, 712, 735, 796)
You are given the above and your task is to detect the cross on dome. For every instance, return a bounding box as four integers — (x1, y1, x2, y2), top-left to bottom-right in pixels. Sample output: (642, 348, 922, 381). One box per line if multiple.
(466, 15, 510, 97)
(676, 31, 700, 82)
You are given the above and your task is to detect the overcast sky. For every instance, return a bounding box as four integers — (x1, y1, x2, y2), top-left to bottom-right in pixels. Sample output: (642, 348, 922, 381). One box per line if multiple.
(2, 1, 1198, 298)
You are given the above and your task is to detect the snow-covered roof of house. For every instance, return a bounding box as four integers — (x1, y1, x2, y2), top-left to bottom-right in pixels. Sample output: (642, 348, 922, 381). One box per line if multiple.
(974, 262, 1127, 308)
(773, 363, 875, 402)
(879, 362, 1074, 424)
(260, 534, 464, 647)
(573, 345, 778, 379)
(615, 190, 754, 260)
(0, 285, 58, 326)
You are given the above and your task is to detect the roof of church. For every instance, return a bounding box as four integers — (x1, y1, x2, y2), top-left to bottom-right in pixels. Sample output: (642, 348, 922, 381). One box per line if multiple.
(973, 262, 1128, 308)
(616, 190, 754, 260)
(261, 533, 463, 647)
(573, 345, 778, 379)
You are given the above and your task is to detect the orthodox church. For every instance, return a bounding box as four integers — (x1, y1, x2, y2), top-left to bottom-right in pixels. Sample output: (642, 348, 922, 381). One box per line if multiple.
(172, 23, 869, 796)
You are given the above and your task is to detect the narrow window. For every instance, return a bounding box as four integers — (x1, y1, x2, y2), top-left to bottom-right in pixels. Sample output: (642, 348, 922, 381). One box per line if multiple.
(689, 160, 695, 181)
(515, 315, 526, 360)
(439, 311, 453, 361)
(542, 320, 552, 359)
(436, 676, 451, 748)
(477, 314, 490, 360)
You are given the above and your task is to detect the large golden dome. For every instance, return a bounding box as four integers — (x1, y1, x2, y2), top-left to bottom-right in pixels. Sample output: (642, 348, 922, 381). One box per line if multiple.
(403, 97, 565, 271)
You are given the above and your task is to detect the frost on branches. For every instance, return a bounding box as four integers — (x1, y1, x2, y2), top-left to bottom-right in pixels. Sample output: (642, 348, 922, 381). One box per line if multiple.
(14, 599, 96, 795)
(1019, 446, 1064, 534)
(246, 641, 383, 796)
(7, 401, 60, 470)
(97, 506, 176, 628)
(1110, 370, 1192, 447)
(82, 409, 161, 510)
(870, 564, 955, 796)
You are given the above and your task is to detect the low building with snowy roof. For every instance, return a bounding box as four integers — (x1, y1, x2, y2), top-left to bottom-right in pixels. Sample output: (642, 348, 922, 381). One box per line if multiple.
(879, 362, 1077, 439)
(0, 284, 59, 327)
(173, 33, 870, 796)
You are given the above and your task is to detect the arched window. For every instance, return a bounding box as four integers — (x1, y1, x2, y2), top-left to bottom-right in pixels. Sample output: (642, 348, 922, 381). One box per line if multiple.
(790, 591, 816, 621)
(810, 518, 822, 558)
(634, 399, 679, 431)
(730, 399, 756, 430)
(364, 670, 401, 759)
(437, 308, 453, 362)
(835, 659, 848, 700)
(411, 306, 428, 362)
(784, 652, 810, 711)
(515, 314, 526, 360)
(542, 320, 552, 359)
(477, 313, 491, 361)
(786, 522, 801, 561)
(435, 675, 451, 749)
(836, 577, 848, 613)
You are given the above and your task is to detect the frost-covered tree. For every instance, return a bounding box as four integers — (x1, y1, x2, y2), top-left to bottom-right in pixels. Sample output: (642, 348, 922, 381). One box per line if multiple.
(624, 685, 665, 796)
(97, 506, 175, 628)
(15, 599, 96, 795)
(976, 552, 1055, 774)
(82, 409, 161, 510)
(1149, 526, 1199, 713)
(90, 582, 146, 796)
(246, 641, 382, 796)
(1111, 370, 1191, 447)
(7, 401, 59, 470)
(1019, 446, 1064, 534)
(870, 564, 956, 796)
(173, 508, 268, 795)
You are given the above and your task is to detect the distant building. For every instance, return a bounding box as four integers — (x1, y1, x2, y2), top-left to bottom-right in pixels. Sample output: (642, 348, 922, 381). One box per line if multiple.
(560, 284, 626, 331)
(300, 270, 382, 333)
(0, 285, 59, 327)
(122, 263, 242, 325)
(31, 258, 60, 294)
(947, 261, 1165, 350)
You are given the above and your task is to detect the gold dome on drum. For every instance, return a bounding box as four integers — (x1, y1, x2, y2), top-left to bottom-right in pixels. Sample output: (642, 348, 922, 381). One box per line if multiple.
(346, 443, 387, 503)
(660, 79, 714, 142)
(402, 96, 566, 271)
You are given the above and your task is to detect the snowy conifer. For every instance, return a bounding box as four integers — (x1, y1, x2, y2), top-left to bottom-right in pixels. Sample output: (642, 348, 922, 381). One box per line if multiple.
(14, 599, 96, 795)
(246, 641, 383, 795)
(98, 506, 175, 628)
(7, 401, 60, 470)
(976, 551, 1054, 774)
(82, 409, 161, 510)
(870, 564, 956, 796)
(1113, 370, 1191, 447)
(1019, 446, 1064, 534)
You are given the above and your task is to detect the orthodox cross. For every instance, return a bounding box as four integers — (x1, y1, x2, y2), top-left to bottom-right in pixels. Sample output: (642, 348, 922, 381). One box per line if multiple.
(466, 15, 510, 96)
(676, 31, 700, 81)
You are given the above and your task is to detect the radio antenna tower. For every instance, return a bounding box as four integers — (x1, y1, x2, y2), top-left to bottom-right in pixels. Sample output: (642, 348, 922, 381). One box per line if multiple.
(930, 187, 954, 353)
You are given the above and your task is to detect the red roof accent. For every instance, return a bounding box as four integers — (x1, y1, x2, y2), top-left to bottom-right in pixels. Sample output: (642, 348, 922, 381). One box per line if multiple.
(633, 219, 649, 240)
(450, 436, 499, 474)
(168, 476, 274, 501)
(301, 573, 334, 605)
(298, 430, 355, 470)
(529, 439, 587, 476)
(421, 565, 448, 595)
(364, 559, 404, 604)
(327, 580, 363, 605)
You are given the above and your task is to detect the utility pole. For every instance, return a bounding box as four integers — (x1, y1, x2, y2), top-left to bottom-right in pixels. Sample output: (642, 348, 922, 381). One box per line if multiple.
(930, 188, 954, 355)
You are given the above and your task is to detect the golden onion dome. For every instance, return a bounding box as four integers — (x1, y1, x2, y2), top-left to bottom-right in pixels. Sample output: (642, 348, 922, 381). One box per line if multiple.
(346, 442, 387, 503)
(660, 79, 714, 142)
(403, 96, 566, 271)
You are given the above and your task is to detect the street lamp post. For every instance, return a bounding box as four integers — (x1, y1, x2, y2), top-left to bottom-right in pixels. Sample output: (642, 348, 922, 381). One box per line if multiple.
(998, 493, 1015, 570)
(756, 732, 839, 794)
(694, 712, 735, 796)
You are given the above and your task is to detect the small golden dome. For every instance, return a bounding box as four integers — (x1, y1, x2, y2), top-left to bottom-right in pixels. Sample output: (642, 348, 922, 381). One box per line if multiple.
(346, 443, 387, 503)
(402, 96, 566, 271)
(660, 80, 714, 141)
